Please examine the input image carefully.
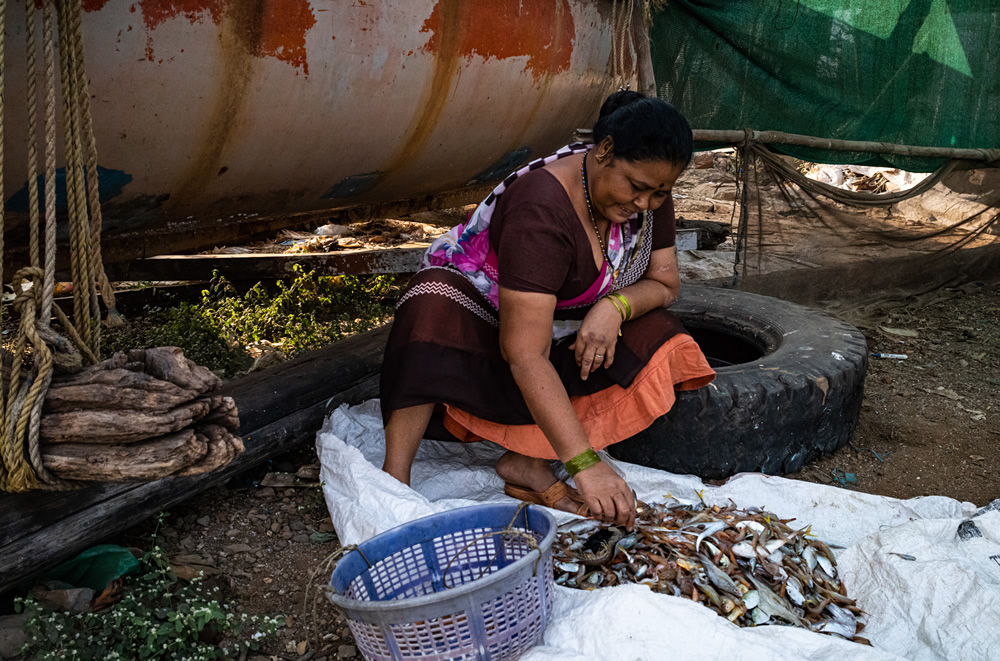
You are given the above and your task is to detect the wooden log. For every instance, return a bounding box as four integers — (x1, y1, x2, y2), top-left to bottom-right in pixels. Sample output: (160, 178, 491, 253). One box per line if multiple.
(200, 396, 240, 432)
(44, 369, 200, 413)
(39, 398, 212, 444)
(114, 247, 427, 283)
(0, 325, 388, 592)
(175, 427, 236, 477)
(42, 431, 206, 481)
(130, 347, 222, 394)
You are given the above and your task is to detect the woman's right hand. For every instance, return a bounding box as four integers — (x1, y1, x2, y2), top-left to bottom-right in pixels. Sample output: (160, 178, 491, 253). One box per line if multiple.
(573, 461, 636, 530)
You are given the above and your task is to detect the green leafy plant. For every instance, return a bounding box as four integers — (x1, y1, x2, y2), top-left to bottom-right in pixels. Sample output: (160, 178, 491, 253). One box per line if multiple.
(15, 516, 283, 660)
(103, 268, 401, 375)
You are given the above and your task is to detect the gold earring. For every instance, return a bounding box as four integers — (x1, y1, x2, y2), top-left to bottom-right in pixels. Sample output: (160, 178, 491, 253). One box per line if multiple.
(596, 153, 606, 164)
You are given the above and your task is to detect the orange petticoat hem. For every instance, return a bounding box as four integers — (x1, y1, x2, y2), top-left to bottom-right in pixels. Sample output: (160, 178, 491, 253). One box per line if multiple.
(442, 333, 716, 460)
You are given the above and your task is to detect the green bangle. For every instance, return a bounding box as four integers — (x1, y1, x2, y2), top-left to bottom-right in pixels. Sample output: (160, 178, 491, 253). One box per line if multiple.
(564, 449, 602, 477)
(610, 292, 632, 321)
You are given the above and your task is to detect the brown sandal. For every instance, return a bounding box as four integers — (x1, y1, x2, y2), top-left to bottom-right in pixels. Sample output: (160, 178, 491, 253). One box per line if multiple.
(503, 480, 589, 515)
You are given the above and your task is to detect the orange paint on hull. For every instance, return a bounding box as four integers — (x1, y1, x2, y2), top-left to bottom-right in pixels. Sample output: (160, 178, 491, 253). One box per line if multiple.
(420, 0, 575, 81)
(82, 0, 317, 74)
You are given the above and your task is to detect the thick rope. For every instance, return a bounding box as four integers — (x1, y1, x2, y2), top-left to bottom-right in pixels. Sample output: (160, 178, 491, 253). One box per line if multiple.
(56, 0, 94, 353)
(64, 0, 106, 351)
(0, 0, 8, 490)
(66, 0, 122, 329)
(0, 0, 106, 491)
(41, 1, 57, 321)
(25, 0, 40, 270)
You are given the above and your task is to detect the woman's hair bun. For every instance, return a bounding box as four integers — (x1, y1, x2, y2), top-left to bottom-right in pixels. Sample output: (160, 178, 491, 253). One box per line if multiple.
(592, 91, 693, 165)
(598, 90, 646, 118)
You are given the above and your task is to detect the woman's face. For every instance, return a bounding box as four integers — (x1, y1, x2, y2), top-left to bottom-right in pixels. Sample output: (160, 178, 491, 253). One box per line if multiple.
(591, 142, 685, 224)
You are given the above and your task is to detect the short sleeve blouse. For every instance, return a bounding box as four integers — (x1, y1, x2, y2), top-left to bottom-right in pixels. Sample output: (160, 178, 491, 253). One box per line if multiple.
(490, 168, 676, 302)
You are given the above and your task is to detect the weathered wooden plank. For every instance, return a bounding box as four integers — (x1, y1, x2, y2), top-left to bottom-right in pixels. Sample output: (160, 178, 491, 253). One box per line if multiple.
(0, 374, 380, 594)
(109, 247, 427, 282)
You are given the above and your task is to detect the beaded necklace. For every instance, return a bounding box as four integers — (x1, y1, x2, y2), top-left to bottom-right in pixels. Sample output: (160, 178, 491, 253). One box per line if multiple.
(581, 152, 630, 285)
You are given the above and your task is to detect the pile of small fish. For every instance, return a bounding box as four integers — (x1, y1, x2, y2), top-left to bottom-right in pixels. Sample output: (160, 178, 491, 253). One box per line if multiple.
(553, 498, 867, 642)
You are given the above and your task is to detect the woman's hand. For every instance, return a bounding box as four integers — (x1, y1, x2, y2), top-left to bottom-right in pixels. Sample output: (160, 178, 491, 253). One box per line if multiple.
(574, 461, 636, 530)
(569, 298, 621, 380)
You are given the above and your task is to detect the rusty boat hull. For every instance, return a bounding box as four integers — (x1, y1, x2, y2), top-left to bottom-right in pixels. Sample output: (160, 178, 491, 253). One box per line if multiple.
(0, 0, 624, 268)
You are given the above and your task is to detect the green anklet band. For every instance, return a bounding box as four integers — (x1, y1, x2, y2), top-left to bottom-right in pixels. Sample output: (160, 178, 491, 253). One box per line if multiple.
(564, 449, 601, 477)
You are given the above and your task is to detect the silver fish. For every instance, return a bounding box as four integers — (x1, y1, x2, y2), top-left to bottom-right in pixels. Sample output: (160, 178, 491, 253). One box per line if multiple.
(559, 518, 601, 535)
(812, 603, 857, 638)
(749, 575, 808, 627)
(785, 576, 806, 606)
(697, 554, 742, 598)
(817, 554, 836, 578)
(802, 545, 818, 572)
(695, 521, 729, 554)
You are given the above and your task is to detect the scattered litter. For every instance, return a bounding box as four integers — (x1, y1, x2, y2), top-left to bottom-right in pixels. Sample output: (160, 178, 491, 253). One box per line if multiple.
(920, 387, 962, 401)
(956, 519, 983, 541)
(831, 469, 857, 487)
(878, 326, 919, 338)
(309, 531, 337, 544)
(852, 445, 887, 462)
(314, 223, 352, 237)
(872, 353, 908, 359)
(959, 406, 986, 421)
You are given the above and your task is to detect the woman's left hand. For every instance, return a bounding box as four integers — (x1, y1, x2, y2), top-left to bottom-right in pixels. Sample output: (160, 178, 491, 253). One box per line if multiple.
(569, 298, 621, 380)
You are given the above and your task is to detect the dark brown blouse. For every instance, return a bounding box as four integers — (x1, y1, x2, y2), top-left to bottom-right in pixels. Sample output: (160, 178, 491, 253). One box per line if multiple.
(489, 168, 677, 302)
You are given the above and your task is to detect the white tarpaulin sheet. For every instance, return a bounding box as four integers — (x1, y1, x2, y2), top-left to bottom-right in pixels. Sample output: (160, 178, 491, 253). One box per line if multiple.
(317, 401, 1000, 660)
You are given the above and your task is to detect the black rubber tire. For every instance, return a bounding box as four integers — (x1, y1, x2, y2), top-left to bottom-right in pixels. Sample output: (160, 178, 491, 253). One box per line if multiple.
(608, 285, 868, 479)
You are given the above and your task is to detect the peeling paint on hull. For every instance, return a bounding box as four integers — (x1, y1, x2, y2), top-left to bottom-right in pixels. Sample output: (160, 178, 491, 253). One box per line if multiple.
(1, 0, 622, 261)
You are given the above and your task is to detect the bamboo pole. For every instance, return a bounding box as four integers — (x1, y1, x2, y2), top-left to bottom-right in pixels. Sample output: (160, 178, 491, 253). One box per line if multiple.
(573, 128, 1000, 162)
(693, 129, 1000, 161)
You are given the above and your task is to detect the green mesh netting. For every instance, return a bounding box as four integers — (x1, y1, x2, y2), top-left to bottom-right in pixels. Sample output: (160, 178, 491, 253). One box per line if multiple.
(651, 0, 1000, 171)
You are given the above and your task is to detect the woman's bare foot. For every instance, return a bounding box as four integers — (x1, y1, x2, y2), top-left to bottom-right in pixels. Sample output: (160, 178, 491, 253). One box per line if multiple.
(495, 451, 584, 515)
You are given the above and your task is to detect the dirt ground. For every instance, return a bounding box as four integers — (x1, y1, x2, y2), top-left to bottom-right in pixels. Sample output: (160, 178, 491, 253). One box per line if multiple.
(9, 158, 999, 659)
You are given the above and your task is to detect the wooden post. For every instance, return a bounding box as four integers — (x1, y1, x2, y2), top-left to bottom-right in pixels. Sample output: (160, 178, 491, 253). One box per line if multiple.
(632, 4, 657, 97)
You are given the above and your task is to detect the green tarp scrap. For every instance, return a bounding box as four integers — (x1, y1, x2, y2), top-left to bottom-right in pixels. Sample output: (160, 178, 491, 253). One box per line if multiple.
(41, 544, 140, 593)
(651, 1, 1000, 171)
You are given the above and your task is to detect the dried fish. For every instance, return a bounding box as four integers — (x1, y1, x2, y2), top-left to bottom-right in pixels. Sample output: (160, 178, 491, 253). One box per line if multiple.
(552, 499, 865, 642)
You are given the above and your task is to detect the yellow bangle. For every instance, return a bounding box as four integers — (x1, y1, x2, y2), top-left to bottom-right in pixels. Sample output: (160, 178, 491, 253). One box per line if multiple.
(609, 292, 632, 321)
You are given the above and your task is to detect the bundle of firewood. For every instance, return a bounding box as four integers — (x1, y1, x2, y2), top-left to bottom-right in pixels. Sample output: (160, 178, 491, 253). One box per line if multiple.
(39, 347, 243, 481)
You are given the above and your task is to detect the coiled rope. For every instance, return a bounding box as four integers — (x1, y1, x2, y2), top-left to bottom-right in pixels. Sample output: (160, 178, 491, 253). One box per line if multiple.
(0, 0, 117, 492)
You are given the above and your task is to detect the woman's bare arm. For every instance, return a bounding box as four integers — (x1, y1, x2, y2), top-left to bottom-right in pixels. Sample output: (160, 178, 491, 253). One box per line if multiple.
(498, 286, 635, 528)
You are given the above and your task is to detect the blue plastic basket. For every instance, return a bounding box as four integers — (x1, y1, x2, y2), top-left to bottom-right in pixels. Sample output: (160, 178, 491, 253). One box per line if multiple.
(327, 503, 555, 661)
